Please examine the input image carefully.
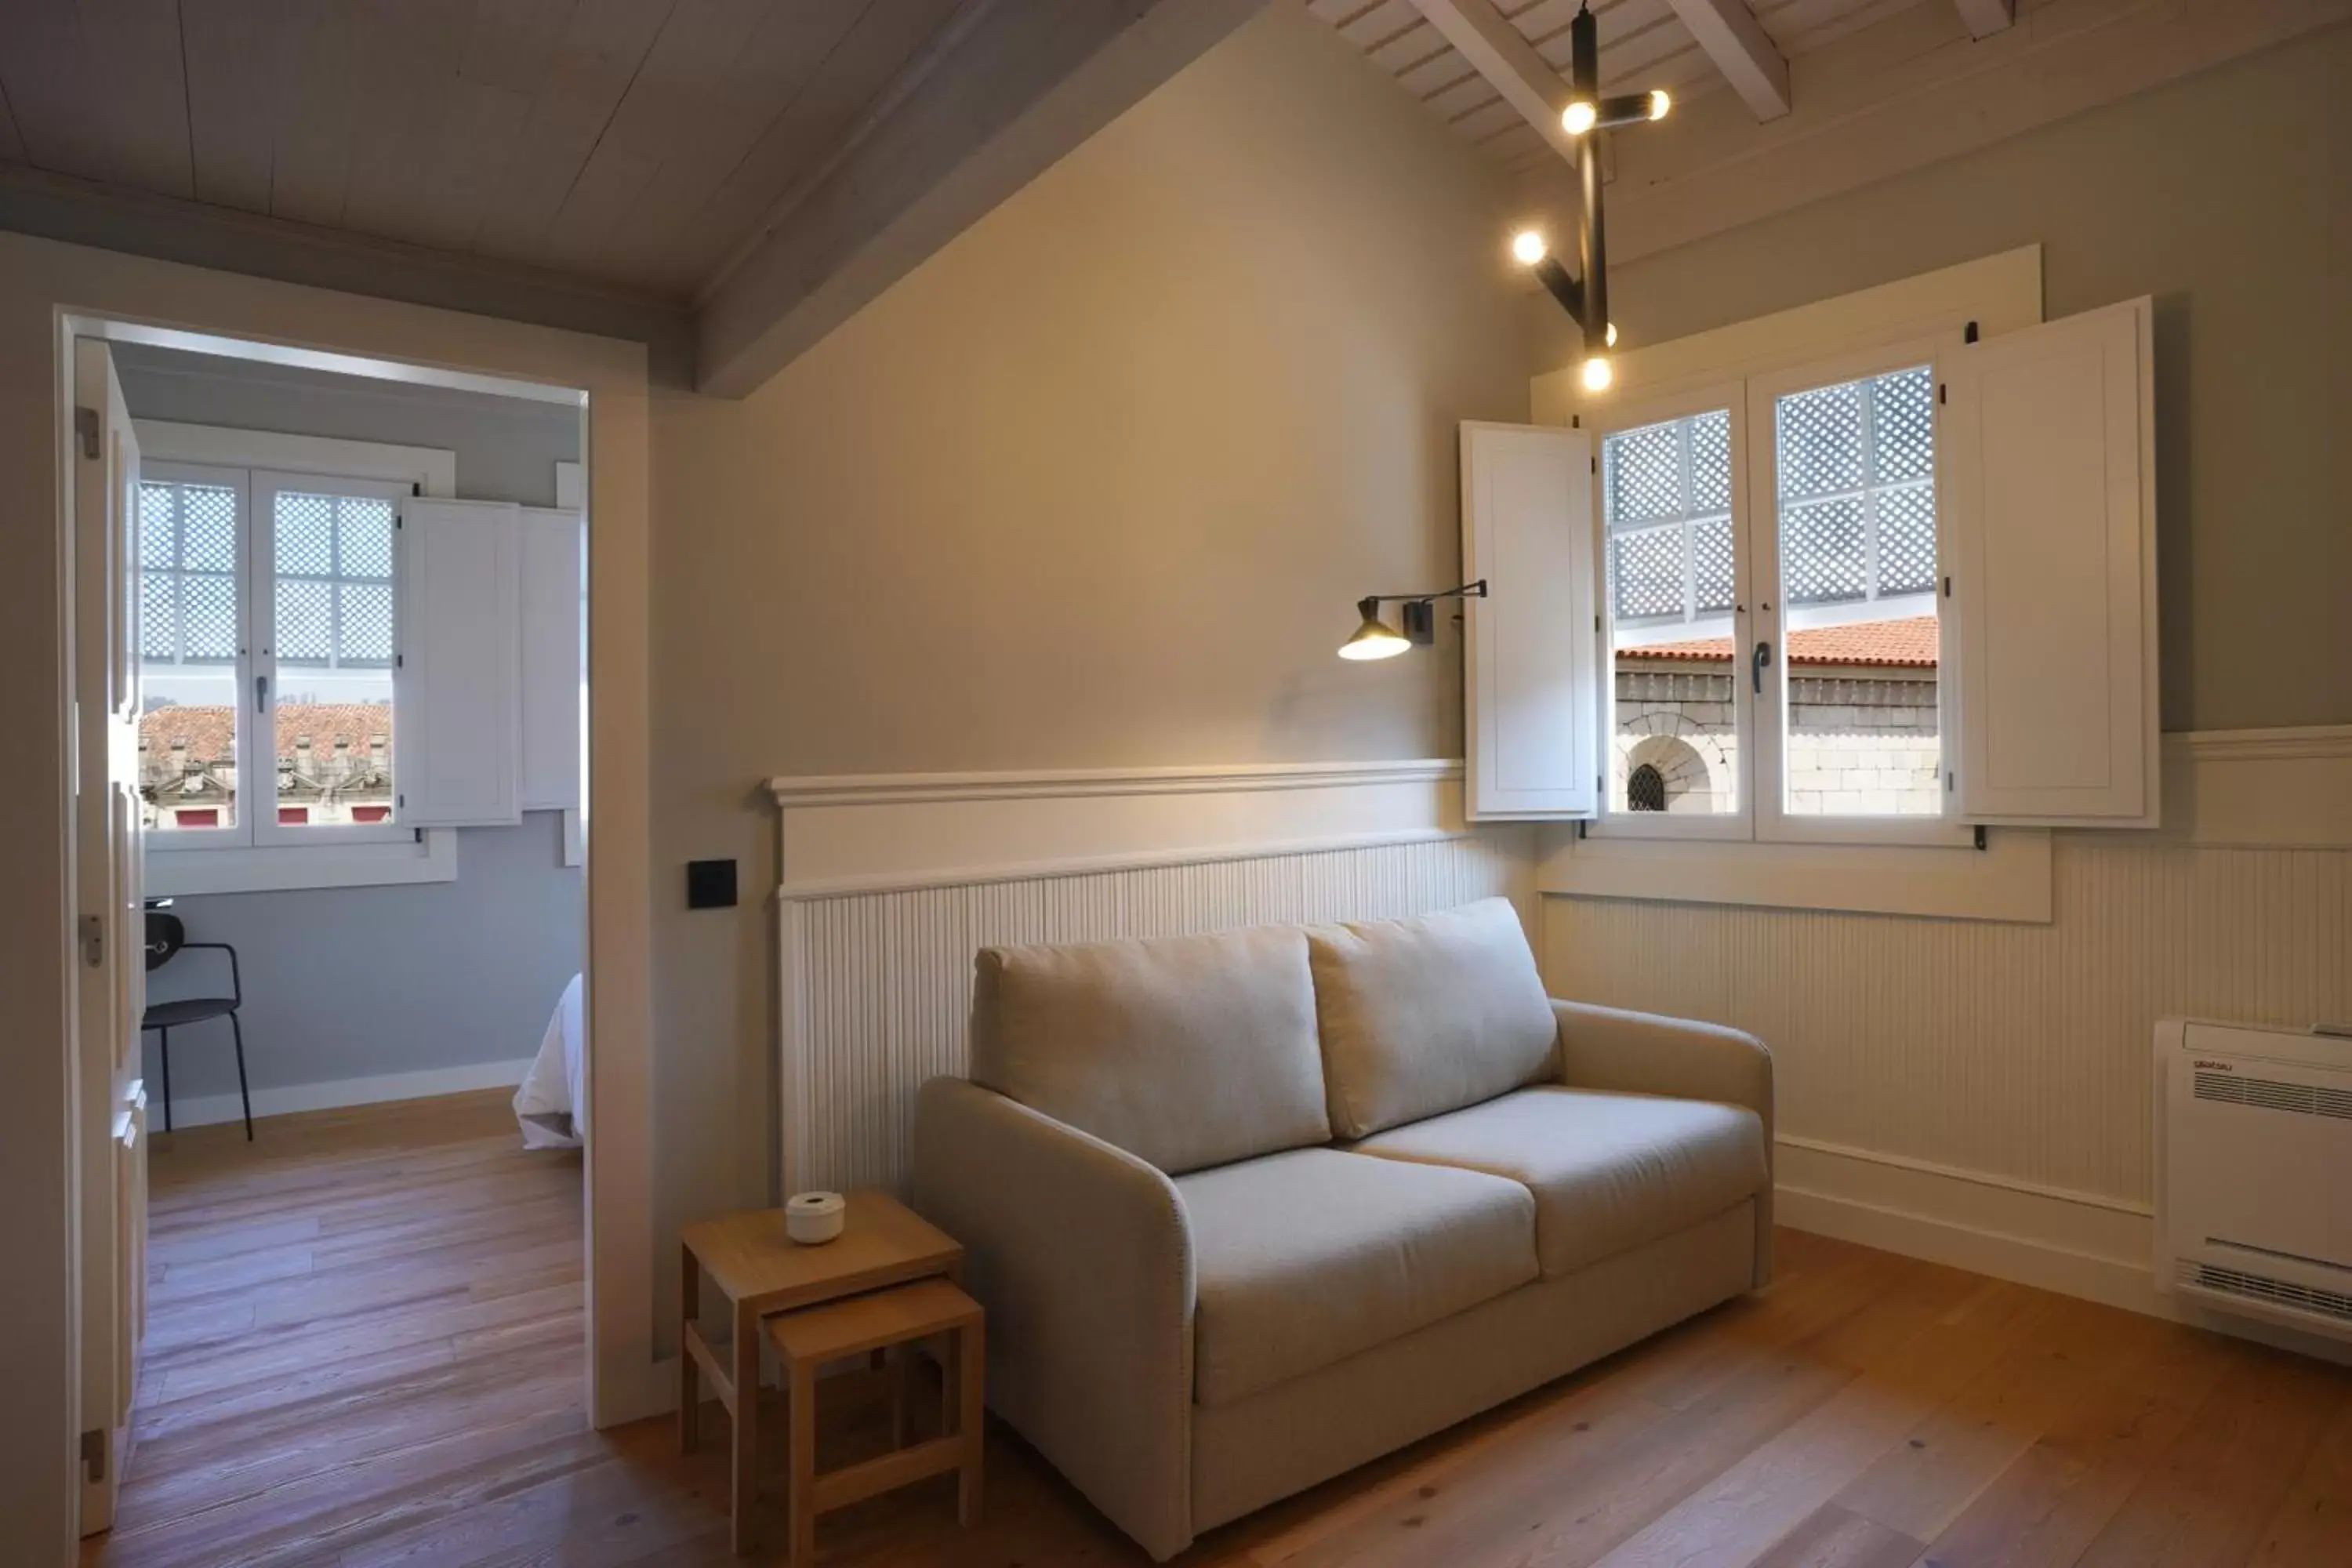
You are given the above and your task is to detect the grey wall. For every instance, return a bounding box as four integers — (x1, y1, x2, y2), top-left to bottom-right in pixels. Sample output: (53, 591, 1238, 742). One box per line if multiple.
(1555, 25, 2352, 734)
(144, 813, 583, 1103)
(118, 348, 584, 1101)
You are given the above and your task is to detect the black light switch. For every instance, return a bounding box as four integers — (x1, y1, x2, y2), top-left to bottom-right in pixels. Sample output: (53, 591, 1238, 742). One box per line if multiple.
(686, 858, 738, 909)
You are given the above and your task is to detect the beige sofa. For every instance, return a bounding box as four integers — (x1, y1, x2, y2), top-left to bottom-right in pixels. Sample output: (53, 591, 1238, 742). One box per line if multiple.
(910, 897, 1772, 1560)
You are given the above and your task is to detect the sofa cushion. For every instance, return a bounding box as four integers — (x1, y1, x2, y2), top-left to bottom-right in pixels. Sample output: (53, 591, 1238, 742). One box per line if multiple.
(967, 925, 1330, 1177)
(1308, 898, 1559, 1139)
(1352, 1086, 1768, 1278)
(1175, 1148, 1538, 1406)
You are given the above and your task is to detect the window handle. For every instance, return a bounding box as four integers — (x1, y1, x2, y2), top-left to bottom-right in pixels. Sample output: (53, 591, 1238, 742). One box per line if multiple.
(255, 673, 268, 714)
(1751, 640, 1773, 695)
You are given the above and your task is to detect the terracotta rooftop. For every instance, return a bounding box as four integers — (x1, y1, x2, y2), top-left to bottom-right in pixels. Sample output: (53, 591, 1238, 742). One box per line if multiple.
(139, 703, 391, 764)
(1631, 615, 1940, 669)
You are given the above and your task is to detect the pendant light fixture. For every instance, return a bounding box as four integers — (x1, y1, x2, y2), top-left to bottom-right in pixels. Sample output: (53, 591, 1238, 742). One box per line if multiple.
(1337, 582, 1488, 661)
(1510, 2, 1671, 392)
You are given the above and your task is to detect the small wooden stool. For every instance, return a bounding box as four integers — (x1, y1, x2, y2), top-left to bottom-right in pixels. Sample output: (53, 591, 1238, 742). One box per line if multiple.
(765, 1277, 985, 1565)
(679, 1192, 962, 1554)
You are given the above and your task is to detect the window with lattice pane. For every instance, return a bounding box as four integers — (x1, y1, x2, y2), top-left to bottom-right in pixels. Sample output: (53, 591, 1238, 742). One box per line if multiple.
(1601, 408, 1733, 625)
(273, 491, 396, 669)
(137, 473, 246, 837)
(1773, 365, 1936, 609)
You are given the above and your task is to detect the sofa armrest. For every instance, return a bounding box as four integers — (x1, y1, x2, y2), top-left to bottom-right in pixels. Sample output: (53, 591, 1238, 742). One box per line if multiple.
(909, 1076, 1197, 1560)
(1552, 999, 1775, 1286)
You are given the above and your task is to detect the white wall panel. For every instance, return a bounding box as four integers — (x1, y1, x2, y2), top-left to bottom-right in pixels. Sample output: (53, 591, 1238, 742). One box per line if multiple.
(779, 823, 1531, 1196)
(1544, 838, 2352, 1208)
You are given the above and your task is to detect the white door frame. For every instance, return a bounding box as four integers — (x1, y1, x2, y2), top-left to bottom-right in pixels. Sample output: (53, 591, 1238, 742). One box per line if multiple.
(50, 292, 660, 1469)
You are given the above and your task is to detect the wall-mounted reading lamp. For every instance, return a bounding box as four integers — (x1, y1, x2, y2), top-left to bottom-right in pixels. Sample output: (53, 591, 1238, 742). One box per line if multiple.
(1338, 580, 1489, 661)
(1511, 2, 1672, 394)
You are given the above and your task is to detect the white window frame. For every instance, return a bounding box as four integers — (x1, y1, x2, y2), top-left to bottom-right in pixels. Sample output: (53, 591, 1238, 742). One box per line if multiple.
(1530, 245, 2056, 923)
(1588, 378, 1755, 842)
(134, 423, 461, 896)
(1746, 334, 1973, 851)
(249, 469, 412, 848)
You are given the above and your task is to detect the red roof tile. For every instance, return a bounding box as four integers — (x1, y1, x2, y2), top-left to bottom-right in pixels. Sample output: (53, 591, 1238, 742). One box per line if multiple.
(139, 702, 392, 764)
(1631, 615, 1940, 669)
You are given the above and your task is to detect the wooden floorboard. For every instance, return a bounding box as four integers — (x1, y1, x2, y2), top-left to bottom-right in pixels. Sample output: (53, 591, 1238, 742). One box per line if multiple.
(84, 1100, 2352, 1567)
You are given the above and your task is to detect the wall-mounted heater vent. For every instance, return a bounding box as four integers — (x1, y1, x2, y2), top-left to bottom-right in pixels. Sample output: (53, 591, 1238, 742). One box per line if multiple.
(2157, 1018, 2352, 1344)
(2176, 1261, 2352, 1327)
(2192, 1069, 2352, 1120)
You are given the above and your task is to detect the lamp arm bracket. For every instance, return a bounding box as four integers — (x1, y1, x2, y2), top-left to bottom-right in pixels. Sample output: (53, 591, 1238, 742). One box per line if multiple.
(1363, 579, 1488, 606)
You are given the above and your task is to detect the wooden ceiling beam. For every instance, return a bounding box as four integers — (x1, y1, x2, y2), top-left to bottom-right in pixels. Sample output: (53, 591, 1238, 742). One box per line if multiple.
(1951, 0, 2017, 39)
(1402, 0, 1581, 164)
(1663, 0, 1791, 122)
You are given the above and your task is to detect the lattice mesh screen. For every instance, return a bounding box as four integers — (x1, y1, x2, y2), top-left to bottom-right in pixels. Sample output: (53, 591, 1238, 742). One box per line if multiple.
(140, 572, 176, 659)
(139, 485, 176, 568)
(1876, 483, 1936, 594)
(1777, 383, 1863, 499)
(1692, 516, 1735, 613)
(276, 580, 336, 662)
(275, 493, 336, 575)
(183, 575, 239, 660)
(340, 501, 395, 577)
(182, 486, 238, 571)
(1874, 368, 1934, 483)
(1690, 410, 1731, 512)
(1607, 422, 1682, 524)
(339, 584, 394, 664)
(1781, 499, 1866, 604)
(1613, 527, 1685, 620)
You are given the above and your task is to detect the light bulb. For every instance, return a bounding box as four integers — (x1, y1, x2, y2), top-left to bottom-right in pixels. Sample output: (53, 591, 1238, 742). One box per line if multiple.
(1338, 625, 1412, 661)
(1606, 321, 1619, 348)
(1511, 230, 1548, 267)
(1648, 89, 1671, 121)
(1581, 356, 1613, 393)
(1562, 100, 1598, 136)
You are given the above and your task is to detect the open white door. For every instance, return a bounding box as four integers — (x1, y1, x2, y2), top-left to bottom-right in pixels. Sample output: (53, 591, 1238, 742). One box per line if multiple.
(1461, 422, 1599, 819)
(1943, 297, 2158, 826)
(73, 338, 148, 1534)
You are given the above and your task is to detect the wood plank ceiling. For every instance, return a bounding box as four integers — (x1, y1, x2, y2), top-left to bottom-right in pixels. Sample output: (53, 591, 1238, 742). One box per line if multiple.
(0, 0, 967, 299)
(1307, 0, 1933, 175)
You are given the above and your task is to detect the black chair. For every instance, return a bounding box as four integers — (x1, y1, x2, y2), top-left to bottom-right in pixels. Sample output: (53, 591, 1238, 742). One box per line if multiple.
(142, 912, 252, 1141)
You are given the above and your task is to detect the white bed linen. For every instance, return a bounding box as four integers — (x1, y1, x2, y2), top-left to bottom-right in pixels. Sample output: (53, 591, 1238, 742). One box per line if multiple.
(515, 972, 585, 1149)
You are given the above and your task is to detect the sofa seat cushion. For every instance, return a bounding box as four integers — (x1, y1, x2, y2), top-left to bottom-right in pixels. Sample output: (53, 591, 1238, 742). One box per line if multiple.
(1352, 1087, 1767, 1278)
(1176, 1148, 1538, 1407)
(1309, 898, 1559, 1139)
(968, 924, 1330, 1176)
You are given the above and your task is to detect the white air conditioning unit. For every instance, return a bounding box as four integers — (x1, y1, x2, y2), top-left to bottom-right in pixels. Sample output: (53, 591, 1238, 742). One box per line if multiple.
(2155, 1018, 2352, 1340)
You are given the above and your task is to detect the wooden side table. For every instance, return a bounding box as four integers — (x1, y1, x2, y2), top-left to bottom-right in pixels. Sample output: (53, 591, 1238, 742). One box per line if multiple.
(766, 1277, 985, 1565)
(679, 1191, 962, 1553)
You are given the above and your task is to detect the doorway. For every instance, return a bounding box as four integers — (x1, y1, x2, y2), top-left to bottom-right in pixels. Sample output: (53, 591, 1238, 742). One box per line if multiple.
(64, 321, 611, 1556)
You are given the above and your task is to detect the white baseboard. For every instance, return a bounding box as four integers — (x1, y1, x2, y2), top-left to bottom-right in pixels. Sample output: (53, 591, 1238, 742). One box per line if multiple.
(162, 1056, 534, 1131)
(1776, 1135, 2352, 1367)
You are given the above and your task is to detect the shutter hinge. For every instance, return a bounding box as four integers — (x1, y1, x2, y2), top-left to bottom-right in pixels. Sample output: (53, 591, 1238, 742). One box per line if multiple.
(80, 914, 103, 968)
(81, 1427, 106, 1483)
(1942, 575, 1952, 598)
(412, 482, 422, 496)
(1570, 414, 1581, 429)
(1946, 771, 1955, 793)
(1964, 319, 1980, 343)
(74, 406, 100, 459)
(1591, 456, 1598, 475)
(1576, 818, 1589, 839)
(397, 793, 405, 809)
(1973, 824, 1988, 851)
(1937, 383, 1947, 405)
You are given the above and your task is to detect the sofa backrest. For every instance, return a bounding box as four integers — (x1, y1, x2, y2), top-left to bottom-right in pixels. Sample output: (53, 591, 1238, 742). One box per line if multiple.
(967, 924, 1330, 1176)
(1308, 897, 1558, 1139)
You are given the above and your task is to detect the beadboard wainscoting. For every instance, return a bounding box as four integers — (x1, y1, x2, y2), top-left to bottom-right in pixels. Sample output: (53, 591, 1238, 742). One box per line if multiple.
(1544, 834, 2352, 1340)
(768, 761, 1535, 1196)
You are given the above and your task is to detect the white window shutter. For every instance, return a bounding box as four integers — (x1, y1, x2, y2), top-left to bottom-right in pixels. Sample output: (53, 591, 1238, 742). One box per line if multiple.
(1944, 297, 2158, 826)
(397, 498, 522, 827)
(518, 506, 584, 811)
(1461, 421, 1600, 819)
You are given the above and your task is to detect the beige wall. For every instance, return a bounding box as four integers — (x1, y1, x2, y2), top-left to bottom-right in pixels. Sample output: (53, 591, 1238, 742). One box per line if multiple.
(1541, 25, 2352, 734)
(646, 4, 1533, 1320)
(0, 233, 651, 1548)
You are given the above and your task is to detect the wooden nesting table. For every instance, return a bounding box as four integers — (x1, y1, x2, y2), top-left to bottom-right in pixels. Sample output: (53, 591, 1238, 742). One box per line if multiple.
(679, 1191, 968, 1555)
